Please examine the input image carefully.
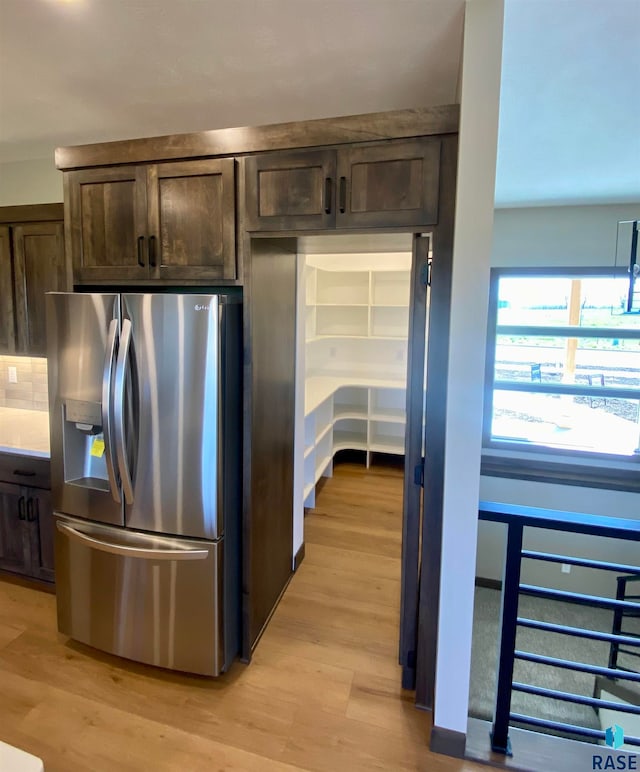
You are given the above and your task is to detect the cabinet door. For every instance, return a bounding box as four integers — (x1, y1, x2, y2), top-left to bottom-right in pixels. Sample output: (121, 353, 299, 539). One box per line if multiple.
(245, 149, 336, 231)
(336, 139, 441, 228)
(0, 225, 16, 354)
(148, 159, 236, 281)
(67, 166, 148, 283)
(12, 222, 67, 356)
(0, 482, 29, 576)
(26, 489, 55, 583)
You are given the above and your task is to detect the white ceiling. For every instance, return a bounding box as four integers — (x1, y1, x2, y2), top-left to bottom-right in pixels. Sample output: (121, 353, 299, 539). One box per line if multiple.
(0, 0, 464, 160)
(496, 0, 640, 207)
(0, 0, 638, 208)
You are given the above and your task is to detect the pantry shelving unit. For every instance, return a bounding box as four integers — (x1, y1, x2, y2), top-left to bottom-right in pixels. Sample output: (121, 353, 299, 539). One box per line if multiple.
(302, 253, 412, 508)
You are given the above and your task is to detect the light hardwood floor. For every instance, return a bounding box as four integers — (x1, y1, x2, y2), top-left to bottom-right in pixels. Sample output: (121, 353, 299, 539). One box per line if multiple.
(0, 461, 484, 771)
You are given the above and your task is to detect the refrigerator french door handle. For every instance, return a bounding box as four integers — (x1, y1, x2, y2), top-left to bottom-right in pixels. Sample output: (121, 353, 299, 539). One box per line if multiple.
(114, 317, 135, 505)
(56, 522, 208, 561)
(102, 318, 121, 504)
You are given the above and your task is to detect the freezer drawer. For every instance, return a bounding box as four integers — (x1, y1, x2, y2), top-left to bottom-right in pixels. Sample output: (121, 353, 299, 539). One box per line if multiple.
(54, 515, 225, 676)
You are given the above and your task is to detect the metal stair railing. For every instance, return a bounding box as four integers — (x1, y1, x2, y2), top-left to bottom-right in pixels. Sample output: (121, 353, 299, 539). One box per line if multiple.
(610, 574, 640, 673)
(479, 501, 640, 756)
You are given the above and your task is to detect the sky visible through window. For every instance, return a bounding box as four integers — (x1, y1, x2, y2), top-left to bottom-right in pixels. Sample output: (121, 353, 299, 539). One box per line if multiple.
(490, 275, 640, 457)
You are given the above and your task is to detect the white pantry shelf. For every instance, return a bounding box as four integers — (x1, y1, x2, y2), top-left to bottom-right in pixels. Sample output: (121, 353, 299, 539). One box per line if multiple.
(369, 408, 406, 424)
(333, 405, 369, 421)
(369, 438, 405, 454)
(312, 302, 369, 307)
(300, 253, 412, 506)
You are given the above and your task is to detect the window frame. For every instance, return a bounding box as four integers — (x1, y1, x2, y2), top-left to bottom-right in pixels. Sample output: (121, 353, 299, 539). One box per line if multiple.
(482, 266, 640, 492)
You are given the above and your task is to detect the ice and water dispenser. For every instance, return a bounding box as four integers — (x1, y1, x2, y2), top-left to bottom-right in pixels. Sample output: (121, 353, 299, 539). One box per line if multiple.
(62, 398, 110, 492)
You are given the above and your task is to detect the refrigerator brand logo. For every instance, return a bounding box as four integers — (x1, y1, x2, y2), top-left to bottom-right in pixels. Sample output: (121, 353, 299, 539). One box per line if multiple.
(194, 304, 210, 312)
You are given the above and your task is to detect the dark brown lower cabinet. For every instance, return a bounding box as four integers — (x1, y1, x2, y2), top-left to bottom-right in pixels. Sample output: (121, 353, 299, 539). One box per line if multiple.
(0, 481, 54, 583)
(0, 482, 30, 575)
(27, 488, 54, 582)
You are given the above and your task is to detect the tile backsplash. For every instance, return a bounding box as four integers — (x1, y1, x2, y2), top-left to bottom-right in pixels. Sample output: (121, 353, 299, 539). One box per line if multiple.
(0, 356, 49, 411)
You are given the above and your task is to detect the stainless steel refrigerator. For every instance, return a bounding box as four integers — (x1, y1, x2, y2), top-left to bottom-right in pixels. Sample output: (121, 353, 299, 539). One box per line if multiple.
(46, 292, 241, 676)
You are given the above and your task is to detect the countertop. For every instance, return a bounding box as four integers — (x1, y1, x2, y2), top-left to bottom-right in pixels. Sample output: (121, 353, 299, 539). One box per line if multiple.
(0, 741, 44, 772)
(0, 407, 50, 458)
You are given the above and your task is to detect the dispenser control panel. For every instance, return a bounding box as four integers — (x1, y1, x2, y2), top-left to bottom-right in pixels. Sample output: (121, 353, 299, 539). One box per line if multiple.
(65, 399, 102, 428)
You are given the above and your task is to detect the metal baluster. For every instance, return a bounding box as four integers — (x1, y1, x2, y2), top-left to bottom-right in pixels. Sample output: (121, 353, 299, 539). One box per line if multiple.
(490, 522, 524, 756)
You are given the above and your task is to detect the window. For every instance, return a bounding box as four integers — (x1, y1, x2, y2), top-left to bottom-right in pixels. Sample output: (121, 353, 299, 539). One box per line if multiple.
(483, 269, 640, 487)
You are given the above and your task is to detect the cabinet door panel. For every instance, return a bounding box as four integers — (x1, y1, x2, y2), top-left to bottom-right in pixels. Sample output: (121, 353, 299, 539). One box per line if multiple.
(13, 222, 66, 356)
(150, 159, 236, 281)
(0, 483, 28, 576)
(68, 167, 148, 282)
(245, 150, 336, 231)
(0, 226, 15, 354)
(29, 490, 55, 582)
(336, 139, 441, 228)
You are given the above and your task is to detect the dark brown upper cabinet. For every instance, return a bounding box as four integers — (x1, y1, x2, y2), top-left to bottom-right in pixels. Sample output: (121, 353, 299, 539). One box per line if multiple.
(13, 221, 66, 356)
(245, 149, 336, 232)
(245, 138, 441, 232)
(67, 166, 147, 283)
(0, 211, 66, 357)
(67, 159, 236, 284)
(149, 160, 236, 282)
(336, 139, 441, 228)
(0, 226, 15, 354)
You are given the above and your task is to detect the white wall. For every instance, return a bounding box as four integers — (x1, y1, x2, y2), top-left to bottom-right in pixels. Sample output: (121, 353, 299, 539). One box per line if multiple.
(492, 203, 640, 268)
(478, 202, 640, 596)
(0, 157, 62, 205)
(478, 478, 640, 597)
(434, 0, 504, 737)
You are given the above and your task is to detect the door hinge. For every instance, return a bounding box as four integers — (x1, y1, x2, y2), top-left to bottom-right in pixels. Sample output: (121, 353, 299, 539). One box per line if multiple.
(414, 459, 425, 488)
(419, 259, 432, 287)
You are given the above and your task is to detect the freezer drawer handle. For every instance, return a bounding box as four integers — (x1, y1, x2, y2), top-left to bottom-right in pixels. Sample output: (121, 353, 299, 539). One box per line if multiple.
(114, 318, 135, 505)
(56, 522, 209, 561)
(102, 317, 121, 504)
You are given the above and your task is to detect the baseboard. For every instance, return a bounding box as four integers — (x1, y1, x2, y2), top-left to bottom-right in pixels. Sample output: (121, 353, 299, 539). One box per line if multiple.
(0, 571, 55, 595)
(293, 543, 305, 572)
(465, 717, 631, 772)
(430, 725, 466, 759)
(476, 576, 502, 591)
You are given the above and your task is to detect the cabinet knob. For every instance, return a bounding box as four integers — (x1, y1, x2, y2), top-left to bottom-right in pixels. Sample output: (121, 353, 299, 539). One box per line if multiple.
(18, 496, 26, 520)
(26, 498, 37, 522)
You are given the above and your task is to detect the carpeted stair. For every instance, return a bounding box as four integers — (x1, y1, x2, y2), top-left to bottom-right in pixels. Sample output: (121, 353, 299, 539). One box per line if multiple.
(470, 586, 640, 741)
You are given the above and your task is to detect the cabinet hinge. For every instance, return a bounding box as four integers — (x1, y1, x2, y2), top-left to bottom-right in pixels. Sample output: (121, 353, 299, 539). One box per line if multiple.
(414, 459, 425, 488)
